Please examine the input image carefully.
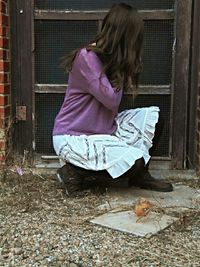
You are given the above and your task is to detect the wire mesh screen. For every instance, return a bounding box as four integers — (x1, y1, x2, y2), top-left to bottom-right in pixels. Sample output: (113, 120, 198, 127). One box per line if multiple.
(35, 20, 98, 84)
(141, 20, 173, 85)
(119, 94, 171, 157)
(35, 93, 170, 156)
(35, 93, 65, 154)
(35, 0, 175, 10)
(35, 20, 173, 85)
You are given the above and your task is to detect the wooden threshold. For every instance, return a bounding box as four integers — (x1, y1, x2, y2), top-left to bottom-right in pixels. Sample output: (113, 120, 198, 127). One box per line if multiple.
(34, 9, 174, 21)
(35, 155, 172, 170)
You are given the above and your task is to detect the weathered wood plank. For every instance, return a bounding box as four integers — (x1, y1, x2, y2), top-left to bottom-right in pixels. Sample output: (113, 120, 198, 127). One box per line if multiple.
(35, 84, 171, 95)
(10, 0, 34, 158)
(34, 9, 174, 21)
(35, 155, 172, 170)
(187, 0, 200, 168)
(172, 0, 193, 169)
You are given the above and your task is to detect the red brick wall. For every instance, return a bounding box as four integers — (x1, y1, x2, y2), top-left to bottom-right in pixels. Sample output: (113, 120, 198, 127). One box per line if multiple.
(0, 0, 10, 163)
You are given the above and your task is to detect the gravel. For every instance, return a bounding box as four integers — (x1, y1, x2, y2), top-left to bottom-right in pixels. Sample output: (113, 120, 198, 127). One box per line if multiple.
(0, 171, 200, 267)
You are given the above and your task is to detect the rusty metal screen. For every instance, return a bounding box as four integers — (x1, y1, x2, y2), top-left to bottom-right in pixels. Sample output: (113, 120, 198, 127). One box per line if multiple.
(35, 0, 175, 10)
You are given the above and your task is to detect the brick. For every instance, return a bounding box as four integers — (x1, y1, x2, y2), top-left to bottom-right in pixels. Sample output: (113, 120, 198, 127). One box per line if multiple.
(0, 117, 5, 128)
(2, 1, 9, 5)
(0, 105, 10, 117)
(0, 37, 9, 48)
(0, 2, 6, 14)
(0, 14, 8, 26)
(0, 149, 6, 156)
(0, 128, 4, 138)
(0, 26, 7, 37)
(0, 61, 9, 71)
(0, 139, 6, 150)
(0, 95, 8, 105)
(0, 84, 9, 93)
(0, 49, 7, 60)
(0, 72, 8, 83)
(0, 154, 6, 163)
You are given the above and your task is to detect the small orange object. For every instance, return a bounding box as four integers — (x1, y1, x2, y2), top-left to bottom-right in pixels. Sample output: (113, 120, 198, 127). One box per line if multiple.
(134, 198, 153, 217)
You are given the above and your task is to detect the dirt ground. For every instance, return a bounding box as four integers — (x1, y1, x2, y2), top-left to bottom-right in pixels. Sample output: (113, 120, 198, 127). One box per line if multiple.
(0, 170, 200, 267)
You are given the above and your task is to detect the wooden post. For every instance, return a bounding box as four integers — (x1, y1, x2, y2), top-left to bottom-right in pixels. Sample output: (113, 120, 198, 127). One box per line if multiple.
(172, 0, 193, 169)
(187, 0, 200, 169)
(10, 0, 34, 159)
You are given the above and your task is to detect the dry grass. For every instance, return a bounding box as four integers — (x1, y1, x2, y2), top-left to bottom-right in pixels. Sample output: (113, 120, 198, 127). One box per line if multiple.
(0, 170, 200, 267)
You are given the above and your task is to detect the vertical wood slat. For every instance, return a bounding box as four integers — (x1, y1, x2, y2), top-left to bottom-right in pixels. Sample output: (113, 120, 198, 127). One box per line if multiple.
(172, 0, 193, 169)
(187, 0, 200, 168)
(10, 0, 34, 158)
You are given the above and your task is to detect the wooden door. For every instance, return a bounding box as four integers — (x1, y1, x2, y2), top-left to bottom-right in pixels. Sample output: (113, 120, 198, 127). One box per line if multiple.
(10, 0, 194, 169)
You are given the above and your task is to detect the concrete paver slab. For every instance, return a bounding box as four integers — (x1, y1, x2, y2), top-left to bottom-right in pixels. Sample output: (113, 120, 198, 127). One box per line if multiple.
(90, 210, 178, 237)
(97, 184, 200, 212)
(91, 184, 199, 237)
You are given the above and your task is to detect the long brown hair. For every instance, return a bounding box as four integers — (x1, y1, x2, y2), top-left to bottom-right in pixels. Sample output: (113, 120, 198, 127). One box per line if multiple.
(63, 3, 144, 92)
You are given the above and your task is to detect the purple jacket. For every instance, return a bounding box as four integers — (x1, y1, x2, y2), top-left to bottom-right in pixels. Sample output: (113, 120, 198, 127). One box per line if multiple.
(53, 48, 123, 136)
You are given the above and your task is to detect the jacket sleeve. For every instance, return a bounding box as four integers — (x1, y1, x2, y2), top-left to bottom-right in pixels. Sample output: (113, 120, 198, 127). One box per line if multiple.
(76, 49, 122, 112)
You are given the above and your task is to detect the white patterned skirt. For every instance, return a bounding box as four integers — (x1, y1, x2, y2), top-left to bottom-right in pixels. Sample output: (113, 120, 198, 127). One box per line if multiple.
(53, 106, 159, 178)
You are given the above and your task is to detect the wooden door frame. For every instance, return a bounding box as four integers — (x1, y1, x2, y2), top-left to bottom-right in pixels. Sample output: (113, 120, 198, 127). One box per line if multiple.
(187, 0, 200, 169)
(10, 0, 198, 169)
(10, 0, 34, 161)
(171, 0, 193, 169)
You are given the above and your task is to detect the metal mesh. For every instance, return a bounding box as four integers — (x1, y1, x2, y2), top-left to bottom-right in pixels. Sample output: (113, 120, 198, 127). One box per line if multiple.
(35, 0, 175, 10)
(119, 94, 171, 157)
(141, 20, 174, 85)
(35, 93, 64, 154)
(35, 20, 173, 85)
(35, 20, 98, 84)
(35, 93, 170, 157)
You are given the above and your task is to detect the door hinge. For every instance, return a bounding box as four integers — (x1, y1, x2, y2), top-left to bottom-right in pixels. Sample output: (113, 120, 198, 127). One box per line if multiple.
(16, 105, 27, 121)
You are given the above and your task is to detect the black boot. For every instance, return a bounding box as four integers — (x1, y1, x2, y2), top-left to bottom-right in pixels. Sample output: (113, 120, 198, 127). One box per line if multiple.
(129, 158, 173, 192)
(57, 163, 113, 195)
(136, 168, 173, 192)
(56, 164, 85, 196)
(133, 114, 173, 192)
